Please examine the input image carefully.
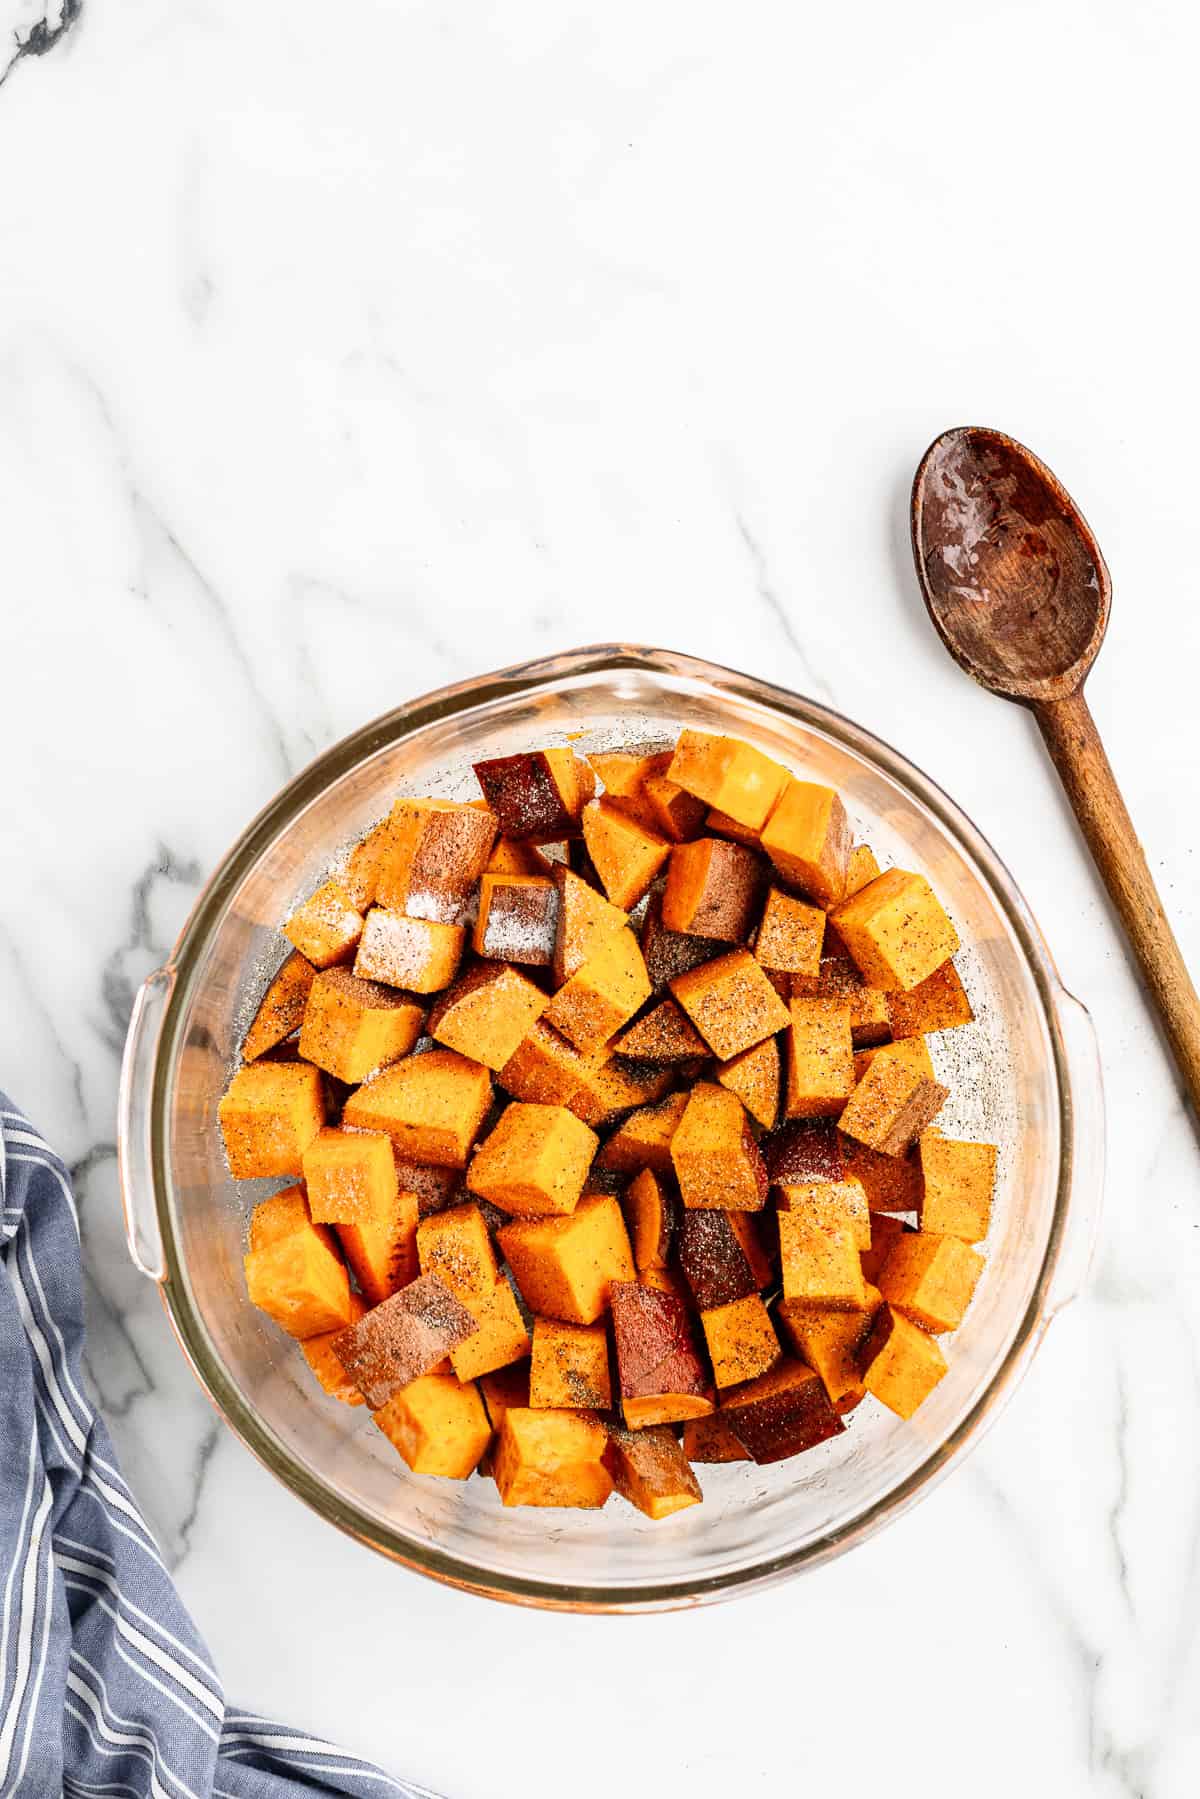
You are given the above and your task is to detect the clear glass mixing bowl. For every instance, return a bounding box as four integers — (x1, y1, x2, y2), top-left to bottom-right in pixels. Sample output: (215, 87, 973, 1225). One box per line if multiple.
(119, 646, 1103, 1610)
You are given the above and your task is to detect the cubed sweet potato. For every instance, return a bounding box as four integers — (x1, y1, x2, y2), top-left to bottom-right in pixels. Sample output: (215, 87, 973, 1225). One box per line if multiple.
(831, 868, 959, 992)
(784, 997, 855, 1119)
(331, 1272, 477, 1407)
(623, 1167, 679, 1271)
(552, 866, 628, 984)
(721, 1359, 845, 1463)
(662, 838, 763, 942)
(671, 948, 790, 1061)
(342, 1049, 492, 1166)
(754, 887, 825, 977)
(642, 773, 707, 843)
(283, 880, 364, 969)
(877, 1231, 983, 1333)
(671, 1083, 767, 1211)
(300, 1292, 369, 1403)
(666, 730, 787, 832)
(840, 1135, 924, 1214)
(856, 1304, 948, 1418)
(778, 1211, 868, 1311)
(640, 890, 726, 993)
(701, 1292, 781, 1387)
(681, 1413, 750, 1463)
(859, 1212, 911, 1285)
(887, 960, 974, 1038)
(604, 1424, 703, 1519)
(353, 908, 465, 993)
(761, 1118, 845, 1187)
(610, 1280, 714, 1428)
(493, 1406, 613, 1508)
(469, 1102, 598, 1216)
(373, 1372, 492, 1478)
(530, 1318, 612, 1410)
(917, 1131, 996, 1242)
(581, 801, 671, 910)
(776, 1177, 870, 1249)
(376, 797, 496, 924)
(427, 961, 548, 1071)
(760, 781, 851, 908)
(302, 1127, 399, 1226)
(676, 1207, 759, 1310)
(474, 750, 595, 842)
(473, 873, 559, 965)
(450, 1275, 532, 1382)
(299, 968, 425, 1084)
(244, 1226, 356, 1339)
(543, 926, 651, 1055)
(219, 1061, 325, 1179)
(716, 1035, 780, 1129)
(241, 952, 316, 1063)
(499, 1196, 634, 1325)
(416, 1201, 499, 1303)
(777, 1286, 880, 1410)
(335, 1185, 420, 1305)
(838, 1054, 948, 1158)
(612, 998, 708, 1063)
(598, 1090, 690, 1175)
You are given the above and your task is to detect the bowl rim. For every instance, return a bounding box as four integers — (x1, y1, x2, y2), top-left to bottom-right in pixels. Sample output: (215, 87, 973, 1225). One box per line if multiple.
(139, 642, 1084, 1611)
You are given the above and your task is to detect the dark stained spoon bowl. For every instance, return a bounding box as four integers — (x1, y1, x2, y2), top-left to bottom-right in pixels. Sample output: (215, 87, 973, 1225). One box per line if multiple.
(912, 425, 1200, 1110)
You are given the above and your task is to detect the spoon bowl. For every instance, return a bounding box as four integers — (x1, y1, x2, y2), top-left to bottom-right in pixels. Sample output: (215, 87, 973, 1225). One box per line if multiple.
(912, 426, 1110, 703)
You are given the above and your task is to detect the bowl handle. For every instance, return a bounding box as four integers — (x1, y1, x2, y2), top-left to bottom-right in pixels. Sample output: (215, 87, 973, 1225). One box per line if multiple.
(118, 967, 174, 1283)
(1043, 984, 1105, 1318)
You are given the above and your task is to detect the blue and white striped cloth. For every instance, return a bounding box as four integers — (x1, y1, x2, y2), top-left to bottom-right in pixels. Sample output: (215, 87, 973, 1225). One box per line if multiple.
(0, 1097, 436, 1799)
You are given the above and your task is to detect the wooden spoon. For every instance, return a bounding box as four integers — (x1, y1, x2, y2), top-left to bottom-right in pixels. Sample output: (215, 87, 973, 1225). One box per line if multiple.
(911, 424, 1200, 1107)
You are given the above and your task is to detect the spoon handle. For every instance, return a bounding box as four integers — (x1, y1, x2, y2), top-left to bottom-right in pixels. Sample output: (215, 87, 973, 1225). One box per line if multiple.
(1034, 688, 1200, 1107)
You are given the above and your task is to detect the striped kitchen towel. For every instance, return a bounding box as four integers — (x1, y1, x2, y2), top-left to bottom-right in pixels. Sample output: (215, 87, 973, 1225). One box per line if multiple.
(0, 1096, 438, 1799)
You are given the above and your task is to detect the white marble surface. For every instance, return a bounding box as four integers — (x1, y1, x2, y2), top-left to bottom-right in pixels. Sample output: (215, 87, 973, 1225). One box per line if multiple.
(3, 1, 1200, 1793)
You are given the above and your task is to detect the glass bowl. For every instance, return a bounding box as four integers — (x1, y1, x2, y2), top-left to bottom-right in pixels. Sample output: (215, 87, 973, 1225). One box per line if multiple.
(118, 645, 1103, 1611)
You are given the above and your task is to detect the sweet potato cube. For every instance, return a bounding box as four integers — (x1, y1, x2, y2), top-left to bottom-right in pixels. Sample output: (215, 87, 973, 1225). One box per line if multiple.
(473, 872, 558, 966)
(839, 1054, 947, 1158)
(604, 1424, 703, 1519)
(778, 1212, 868, 1311)
(336, 1187, 420, 1305)
(677, 1207, 759, 1309)
(831, 868, 960, 992)
(777, 1286, 879, 1409)
(917, 1132, 996, 1242)
(303, 1127, 398, 1226)
(450, 1275, 531, 1382)
(639, 1263, 693, 1307)
(498, 1019, 595, 1110)
(586, 750, 671, 830)
(332, 1272, 477, 1407)
(845, 843, 881, 897)
(343, 1049, 492, 1166)
(376, 797, 496, 924)
(242, 952, 316, 1063)
(841, 1135, 924, 1214)
(666, 730, 787, 832)
(639, 890, 726, 993)
(300, 1292, 369, 1403)
(584, 1057, 673, 1121)
(469, 1102, 598, 1216)
(394, 1158, 462, 1218)
(878, 1231, 984, 1333)
(662, 838, 763, 942)
(283, 880, 364, 969)
(552, 866, 628, 984)
(760, 781, 851, 908)
(543, 927, 651, 1055)
(341, 819, 394, 912)
(530, 1318, 612, 1410)
(860, 1212, 911, 1284)
(599, 1090, 689, 1175)
(784, 997, 855, 1119)
(244, 1226, 355, 1339)
(762, 1118, 844, 1187)
(581, 801, 671, 910)
(701, 1293, 781, 1387)
(853, 1037, 936, 1086)
(353, 908, 465, 994)
(777, 1177, 870, 1250)
(642, 773, 707, 843)
(721, 1359, 844, 1463)
(887, 961, 974, 1038)
(479, 1359, 531, 1432)
(373, 1372, 491, 1478)
(416, 1201, 499, 1303)
(299, 968, 424, 1084)
(613, 998, 707, 1064)
(492, 1407, 613, 1508)
(248, 1183, 315, 1250)
(717, 1036, 780, 1130)
(681, 1413, 750, 1463)
(610, 1280, 714, 1428)
(671, 948, 790, 1061)
(857, 1304, 948, 1418)
(754, 888, 825, 977)
(705, 806, 762, 846)
(427, 962, 548, 1072)
(792, 945, 892, 1049)
(473, 750, 595, 843)
(499, 1195, 634, 1324)
(623, 1167, 678, 1270)
(671, 1083, 767, 1212)
(219, 1061, 325, 1179)
(486, 836, 553, 877)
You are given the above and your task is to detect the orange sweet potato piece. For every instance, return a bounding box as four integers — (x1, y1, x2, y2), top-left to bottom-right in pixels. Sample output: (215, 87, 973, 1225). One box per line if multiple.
(241, 952, 316, 1062)
(760, 780, 851, 909)
(856, 1304, 948, 1418)
(353, 908, 465, 993)
(376, 797, 496, 924)
(486, 836, 554, 877)
(598, 1090, 689, 1175)
(331, 1272, 477, 1407)
(700, 1293, 781, 1387)
(661, 838, 763, 942)
(776, 1177, 871, 1249)
(247, 1183, 316, 1250)
(610, 1280, 714, 1428)
(640, 890, 726, 993)
(844, 842, 881, 898)
(622, 1167, 678, 1271)
(479, 1359, 531, 1433)
(778, 1210, 868, 1311)
(244, 1226, 356, 1339)
(612, 998, 707, 1063)
(586, 751, 672, 830)
(671, 1083, 767, 1211)
(581, 800, 671, 910)
(303, 1127, 398, 1226)
(498, 1196, 634, 1325)
(887, 961, 974, 1038)
(777, 1286, 879, 1409)
(300, 1292, 369, 1403)
(473, 872, 558, 966)
(792, 942, 892, 1048)
(450, 1275, 531, 1382)
(877, 1231, 983, 1333)
(427, 961, 548, 1071)
(604, 1424, 703, 1519)
(762, 1118, 845, 1186)
(529, 1318, 612, 1410)
(543, 926, 650, 1055)
(299, 968, 425, 1084)
(468, 1101, 598, 1216)
(840, 1134, 924, 1214)
(492, 1407, 613, 1508)
(473, 750, 595, 843)
(342, 1049, 492, 1166)
(282, 880, 364, 969)
(676, 1208, 762, 1310)
(341, 819, 395, 912)
(860, 1212, 911, 1284)
(416, 1201, 499, 1303)
(853, 1037, 936, 1086)
(219, 1061, 325, 1179)
(838, 1054, 947, 1158)
(666, 730, 787, 832)
(335, 1185, 420, 1305)
(551, 866, 628, 983)
(670, 948, 790, 1061)
(642, 773, 707, 843)
(784, 996, 855, 1119)
(916, 1131, 996, 1242)
(373, 1372, 492, 1478)
(830, 868, 960, 992)
(717, 1035, 780, 1130)
(754, 888, 825, 977)
(682, 1412, 750, 1463)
